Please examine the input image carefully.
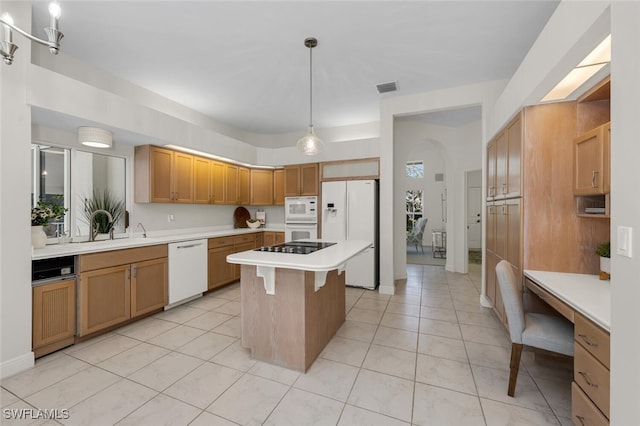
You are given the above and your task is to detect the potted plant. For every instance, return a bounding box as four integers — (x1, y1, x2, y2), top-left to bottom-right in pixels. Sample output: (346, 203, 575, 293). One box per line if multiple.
(31, 197, 68, 248)
(595, 241, 610, 280)
(82, 189, 125, 235)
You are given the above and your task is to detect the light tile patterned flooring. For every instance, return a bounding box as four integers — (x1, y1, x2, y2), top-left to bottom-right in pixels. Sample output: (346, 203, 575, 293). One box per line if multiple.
(1, 264, 573, 425)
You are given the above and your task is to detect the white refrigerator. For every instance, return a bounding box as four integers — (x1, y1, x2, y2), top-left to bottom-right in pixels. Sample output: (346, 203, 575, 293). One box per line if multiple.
(321, 180, 378, 290)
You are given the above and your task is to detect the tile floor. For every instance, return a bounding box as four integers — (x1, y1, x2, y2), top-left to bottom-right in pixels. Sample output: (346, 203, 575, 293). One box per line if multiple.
(1, 264, 573, 425)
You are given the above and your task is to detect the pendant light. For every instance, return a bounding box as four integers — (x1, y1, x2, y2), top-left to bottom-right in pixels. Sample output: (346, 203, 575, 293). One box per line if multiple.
(296, 37, 324, 155)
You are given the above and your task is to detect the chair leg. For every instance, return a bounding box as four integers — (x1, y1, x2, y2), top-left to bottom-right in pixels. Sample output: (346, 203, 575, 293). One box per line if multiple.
(507, 343, 523, 397)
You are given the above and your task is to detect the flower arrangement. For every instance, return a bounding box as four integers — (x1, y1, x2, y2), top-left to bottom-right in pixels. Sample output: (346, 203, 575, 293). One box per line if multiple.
(31, 198, 68, 226)
(595, 241, 610, 258)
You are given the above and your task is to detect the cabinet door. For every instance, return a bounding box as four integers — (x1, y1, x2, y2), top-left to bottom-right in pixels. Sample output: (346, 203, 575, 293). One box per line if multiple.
(208, 246, 235, 290)
(131, 258, 167, 317)
(149, 147, 174, 203)
(486, 139, 496, 200)
(275, 232, 285, 244)
(485, 252, 497, 306)
(505, 198, 521, 271)
(574, 127, 605, 195)
(32, 279, 75, 351)
(194, 157, 211, 204)
(210, 161, 226, 204)
(486, 203, 496, 253)
(300, 163, 319, 195)
(506, 115, 522, 198)
(79, 265, 131, 336)
(284, 166, 301, 196)
(263, 232, 276, 246)
(495, 130, 508, 199)
(603, 122, 610, 194)
(225, 164, 239, 203)
(273, 169, 285, 205)
(173, 152, 194, 203)
(250, 169, 274, 205)
(255, 232, 264, 248)
(495, 202, 507, 259)
(238, 167, 251, 204)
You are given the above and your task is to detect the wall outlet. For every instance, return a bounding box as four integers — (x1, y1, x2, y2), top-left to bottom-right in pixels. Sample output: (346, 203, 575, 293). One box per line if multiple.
(168, 214, 175, 222)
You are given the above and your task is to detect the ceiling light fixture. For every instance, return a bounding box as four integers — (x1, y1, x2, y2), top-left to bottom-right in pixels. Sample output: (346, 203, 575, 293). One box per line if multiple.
(0, 2, 63, 65)
(542, 34, 610, 102)
(79, 127, 113, 149)
(296, 37, 324, 156)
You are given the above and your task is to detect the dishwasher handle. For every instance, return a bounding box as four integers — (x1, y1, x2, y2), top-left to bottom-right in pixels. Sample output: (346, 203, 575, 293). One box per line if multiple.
(176, 242, 203, 249)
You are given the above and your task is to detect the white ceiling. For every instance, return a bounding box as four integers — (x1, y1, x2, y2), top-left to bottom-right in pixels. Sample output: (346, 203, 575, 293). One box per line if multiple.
(30, 1, 559, 136)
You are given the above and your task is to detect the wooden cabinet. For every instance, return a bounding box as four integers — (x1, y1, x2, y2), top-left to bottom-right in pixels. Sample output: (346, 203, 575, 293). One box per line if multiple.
(574, 125, 608, 195)
(262, 231, 285, 246)
(251, 169, 273, 205)
(32, 279, 76, 358)
(284, 163, 319, 196)
(239, 167, 250, 204)
(194, 157, 211, 204)
(573, 312, 610, 423)
(78, 245, 167, 337)
(273, 169, 285, 205)
(210, 160, 226, 204)
(207, 234, 257, 290)
(486, 140, 497, 200)
(224, 165, 250, 204)
(486, 114, 521, 201)
(135, 145, 194, 203)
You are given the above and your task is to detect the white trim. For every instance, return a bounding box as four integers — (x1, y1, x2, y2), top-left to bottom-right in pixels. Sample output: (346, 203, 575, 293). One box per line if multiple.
(0, 351, 34, 380)
(379, 283, 395, 296)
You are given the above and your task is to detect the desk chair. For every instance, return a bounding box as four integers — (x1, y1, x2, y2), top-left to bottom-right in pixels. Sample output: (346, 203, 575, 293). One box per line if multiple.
(407, 217, 428, 254)
(495, 260, 574, 397)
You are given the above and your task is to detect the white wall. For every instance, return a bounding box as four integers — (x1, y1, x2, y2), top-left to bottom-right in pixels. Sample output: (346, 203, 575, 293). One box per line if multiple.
(0, 0, 35, 378)
(610, 2, 640, 422)
(378, 80, 505, 293)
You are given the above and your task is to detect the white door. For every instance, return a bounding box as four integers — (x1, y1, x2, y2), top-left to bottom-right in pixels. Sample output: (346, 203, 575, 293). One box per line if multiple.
(467, 186, 482, 249)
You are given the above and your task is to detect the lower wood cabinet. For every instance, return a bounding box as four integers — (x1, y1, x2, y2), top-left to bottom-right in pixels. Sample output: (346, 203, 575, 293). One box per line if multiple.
(78, 245, 168, 337)
(208, 245, 235, 290)
(32, 279, 76, 358)
(263, 231, 285, 246)
(233, 242, 254, 280)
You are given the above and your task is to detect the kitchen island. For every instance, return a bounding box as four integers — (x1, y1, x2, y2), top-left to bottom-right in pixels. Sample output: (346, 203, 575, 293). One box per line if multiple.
(227, 240, 370, 372)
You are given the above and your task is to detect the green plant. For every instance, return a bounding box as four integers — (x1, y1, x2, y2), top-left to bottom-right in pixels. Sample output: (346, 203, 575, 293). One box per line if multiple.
(247, 218, 260, 223)
(31, 196, 67, 226)
(82, 189, 125, 234)
(595, 241, 610, 258)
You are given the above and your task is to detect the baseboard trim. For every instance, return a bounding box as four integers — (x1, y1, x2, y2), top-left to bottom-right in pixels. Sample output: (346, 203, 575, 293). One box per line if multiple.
(0, 351, 34, 379)
(480, 294, 493, 308)
(379, 282, 396, 295)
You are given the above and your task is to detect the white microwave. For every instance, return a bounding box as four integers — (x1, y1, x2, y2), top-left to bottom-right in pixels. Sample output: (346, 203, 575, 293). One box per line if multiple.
(285, 196, 317, 223)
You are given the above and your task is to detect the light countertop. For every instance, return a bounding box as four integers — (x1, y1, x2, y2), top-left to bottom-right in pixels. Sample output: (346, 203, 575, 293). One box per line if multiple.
(524, 270, 610, 331)
(226, 240, 371, 272)
(32, 225, 285, 260)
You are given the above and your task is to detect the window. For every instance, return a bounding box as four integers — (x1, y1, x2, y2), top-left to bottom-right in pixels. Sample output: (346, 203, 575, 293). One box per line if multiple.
(406, 190, 423, 234)
(406, 161, 424, 178)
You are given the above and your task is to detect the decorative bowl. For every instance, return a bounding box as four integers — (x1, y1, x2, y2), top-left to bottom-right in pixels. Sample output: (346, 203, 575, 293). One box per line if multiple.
(246, 220, 261, 229)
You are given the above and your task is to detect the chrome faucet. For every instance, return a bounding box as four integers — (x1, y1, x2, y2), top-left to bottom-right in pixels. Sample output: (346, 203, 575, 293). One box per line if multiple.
(89, 209, 114, 241)
(137, 222, 147, 238)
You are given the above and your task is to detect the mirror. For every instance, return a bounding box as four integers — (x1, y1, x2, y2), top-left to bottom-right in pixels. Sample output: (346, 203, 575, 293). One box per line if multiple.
(74, 151, 127, 237)
(31, 144, 127, 241)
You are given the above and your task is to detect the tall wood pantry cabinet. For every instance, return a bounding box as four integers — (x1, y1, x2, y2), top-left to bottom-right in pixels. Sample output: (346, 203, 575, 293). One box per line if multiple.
(485, 100, 609, 325)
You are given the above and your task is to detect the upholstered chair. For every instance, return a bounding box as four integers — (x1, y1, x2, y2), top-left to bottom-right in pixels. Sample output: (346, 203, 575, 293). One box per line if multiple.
(407, 217, 428, 254)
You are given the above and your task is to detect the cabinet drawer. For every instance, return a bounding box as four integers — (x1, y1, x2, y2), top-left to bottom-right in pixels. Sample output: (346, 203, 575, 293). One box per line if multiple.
(233, 234, 255, 245)
(524, 278, 574, 322)
(574, 343, 610, 418)
(575, 312, 610, 368)
(572, 382, 609, 425)
(79, 245, 167, 272)
(208, 236, 235, 249)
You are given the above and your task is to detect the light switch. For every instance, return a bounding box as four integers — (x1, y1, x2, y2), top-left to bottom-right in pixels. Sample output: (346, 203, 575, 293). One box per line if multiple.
(617, 226, 633, 258)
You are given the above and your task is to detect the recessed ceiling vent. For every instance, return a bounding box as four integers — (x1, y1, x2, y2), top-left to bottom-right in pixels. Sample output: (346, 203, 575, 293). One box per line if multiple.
(376, 81, 398, 94)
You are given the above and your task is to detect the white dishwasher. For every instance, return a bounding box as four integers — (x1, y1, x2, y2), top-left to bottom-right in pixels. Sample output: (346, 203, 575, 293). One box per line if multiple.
(167, 239, 207, 308)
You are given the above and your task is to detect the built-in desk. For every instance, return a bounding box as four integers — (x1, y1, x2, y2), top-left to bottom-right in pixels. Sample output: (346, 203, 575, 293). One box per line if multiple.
(524, 270, 610, 425)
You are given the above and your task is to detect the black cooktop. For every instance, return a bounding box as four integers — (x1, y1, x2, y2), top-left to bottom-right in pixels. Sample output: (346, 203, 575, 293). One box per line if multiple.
(254, 241, 336, 255)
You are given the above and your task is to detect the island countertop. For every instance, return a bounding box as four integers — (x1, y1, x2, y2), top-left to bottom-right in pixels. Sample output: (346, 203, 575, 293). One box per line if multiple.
(226, 239, 371, 272)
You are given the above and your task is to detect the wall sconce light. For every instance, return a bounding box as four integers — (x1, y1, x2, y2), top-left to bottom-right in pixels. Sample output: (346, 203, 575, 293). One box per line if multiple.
(79, 127, 113, 149)
(0, 2, 64, 65)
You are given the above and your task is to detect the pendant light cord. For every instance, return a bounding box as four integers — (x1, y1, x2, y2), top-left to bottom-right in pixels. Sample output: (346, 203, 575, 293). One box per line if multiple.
(309, 45, 313, 127)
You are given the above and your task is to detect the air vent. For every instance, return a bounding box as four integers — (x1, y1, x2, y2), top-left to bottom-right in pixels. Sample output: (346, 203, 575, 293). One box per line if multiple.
(435, 173, 444, 182)
(376, 81, 398, 94)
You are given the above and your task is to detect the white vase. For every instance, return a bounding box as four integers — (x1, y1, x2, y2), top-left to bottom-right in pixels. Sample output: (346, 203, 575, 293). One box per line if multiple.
(600, 256, 610, 273)
(31, 225, 47, 249)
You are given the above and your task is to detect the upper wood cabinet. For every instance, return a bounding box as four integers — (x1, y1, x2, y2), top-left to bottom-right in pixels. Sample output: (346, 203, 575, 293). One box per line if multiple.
(251, 169, 274, 205)
(487, 114, 522, 201)
(225, 164, 250, 204)
(239, 167, 250, 205)
(210, 161, 226, 204)
(135, 145, 194, 203)
(284, 163, 319, 196)
(574, 125, 608, 195)
(194, 157, 211, 204)
(273, 169, 285, 205)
